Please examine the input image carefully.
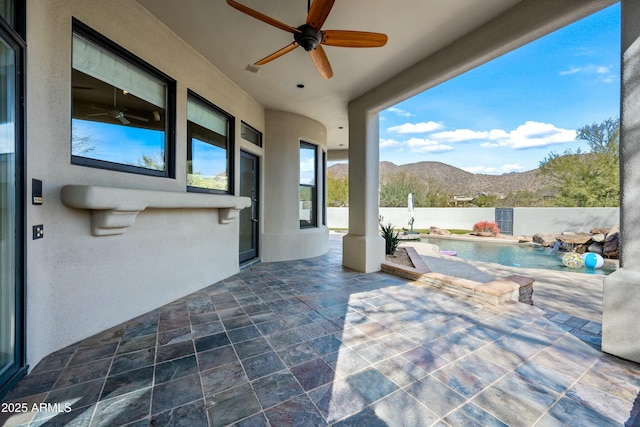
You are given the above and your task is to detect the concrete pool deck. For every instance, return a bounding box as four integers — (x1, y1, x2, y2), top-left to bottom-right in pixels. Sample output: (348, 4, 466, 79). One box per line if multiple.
(402, 240, 604, 324)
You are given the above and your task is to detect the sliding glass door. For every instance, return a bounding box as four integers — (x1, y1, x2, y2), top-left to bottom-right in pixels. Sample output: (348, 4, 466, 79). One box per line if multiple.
(0, 14, 25, 398)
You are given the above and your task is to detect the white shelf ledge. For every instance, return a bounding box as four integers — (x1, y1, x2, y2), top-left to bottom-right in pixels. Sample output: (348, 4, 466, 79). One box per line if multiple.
(61, 185, 251, 236)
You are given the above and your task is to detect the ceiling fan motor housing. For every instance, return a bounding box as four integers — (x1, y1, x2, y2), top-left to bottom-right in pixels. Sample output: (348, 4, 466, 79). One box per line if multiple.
(295, 24, 322, 51)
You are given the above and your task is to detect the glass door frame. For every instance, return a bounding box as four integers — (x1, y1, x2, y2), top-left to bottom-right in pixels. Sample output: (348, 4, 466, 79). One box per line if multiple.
(0, 13, 27, 399)
(239, 150, 259, 264)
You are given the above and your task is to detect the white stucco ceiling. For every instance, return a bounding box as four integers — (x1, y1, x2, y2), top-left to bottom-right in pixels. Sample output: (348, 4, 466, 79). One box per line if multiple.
(136, 0, 527, 149)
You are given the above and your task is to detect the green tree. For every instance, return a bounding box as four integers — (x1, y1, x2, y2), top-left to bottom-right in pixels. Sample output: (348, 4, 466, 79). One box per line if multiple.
(71, 126, 96, 155)
(499, 190, 549, 207)
(327, 172, 349, 207)
(420, 178, 453, 207)
(472, 194, 500, 207)
(137, 152, 165, 171)
(539, 117, 619, 207)
(379, 171, 424, 207)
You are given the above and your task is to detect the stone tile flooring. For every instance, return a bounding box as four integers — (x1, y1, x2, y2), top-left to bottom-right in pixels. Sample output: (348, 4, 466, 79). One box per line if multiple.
(2, 238, 640, 426)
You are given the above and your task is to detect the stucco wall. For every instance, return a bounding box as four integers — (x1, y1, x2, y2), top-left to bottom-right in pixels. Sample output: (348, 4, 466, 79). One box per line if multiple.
(513, 207, 619, 235)
(262, 110, 329, 261)
(25, 0, 265, 367)
(328, 207, 619, 235)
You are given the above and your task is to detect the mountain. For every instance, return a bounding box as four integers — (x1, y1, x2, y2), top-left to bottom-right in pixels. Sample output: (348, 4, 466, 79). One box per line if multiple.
(328, 161, 554, 197)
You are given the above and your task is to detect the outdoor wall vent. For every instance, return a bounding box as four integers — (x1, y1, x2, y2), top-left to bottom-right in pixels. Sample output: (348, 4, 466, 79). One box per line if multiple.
(245, 64, 261, 74)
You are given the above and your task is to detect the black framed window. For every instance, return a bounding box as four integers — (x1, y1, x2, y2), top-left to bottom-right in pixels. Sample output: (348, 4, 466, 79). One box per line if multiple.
(0, 0, 23, 36)
(241, 121, 262, 147)
(322, 150, 327, 226)
(187, 91, 234, 194)
(300, 141, 317, 228)
(71, 19, 176, 177)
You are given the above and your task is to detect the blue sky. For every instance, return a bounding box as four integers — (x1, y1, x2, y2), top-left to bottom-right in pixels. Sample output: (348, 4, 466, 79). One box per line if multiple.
(73, 119, 165, 168)
(379, 3, 620, 174)
(73, 121, 230, 176)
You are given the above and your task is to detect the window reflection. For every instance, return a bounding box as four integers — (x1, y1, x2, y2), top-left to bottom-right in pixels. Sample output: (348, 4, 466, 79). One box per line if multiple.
(71, 25, 172, 176)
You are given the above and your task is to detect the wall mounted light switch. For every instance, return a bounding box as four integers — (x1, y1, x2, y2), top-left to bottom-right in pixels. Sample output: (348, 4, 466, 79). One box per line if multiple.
(33, 224, 44, 240)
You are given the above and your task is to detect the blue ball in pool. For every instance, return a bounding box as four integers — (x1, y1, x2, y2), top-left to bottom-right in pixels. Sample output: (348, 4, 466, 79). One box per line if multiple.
(582, 252, 604, 269)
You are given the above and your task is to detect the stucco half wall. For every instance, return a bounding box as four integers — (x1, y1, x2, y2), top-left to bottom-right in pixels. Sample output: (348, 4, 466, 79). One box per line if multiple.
(25, 0, 264, 368)
(262, 110, 329, 262)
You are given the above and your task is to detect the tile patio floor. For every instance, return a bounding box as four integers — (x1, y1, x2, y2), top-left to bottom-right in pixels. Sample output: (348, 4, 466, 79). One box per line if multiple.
(2, 237, 640, 426)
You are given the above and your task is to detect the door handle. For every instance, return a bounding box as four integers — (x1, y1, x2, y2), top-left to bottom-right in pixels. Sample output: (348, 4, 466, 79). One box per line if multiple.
(252, 219, 259, 223)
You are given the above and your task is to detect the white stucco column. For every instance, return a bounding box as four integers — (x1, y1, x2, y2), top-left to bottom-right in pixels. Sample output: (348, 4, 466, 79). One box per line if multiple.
(342, 106, 385, 272)
(602, 0, 640, 363)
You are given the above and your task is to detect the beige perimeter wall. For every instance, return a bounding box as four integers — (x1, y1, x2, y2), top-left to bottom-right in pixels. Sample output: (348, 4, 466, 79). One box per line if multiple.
(329, 207, 619, 235)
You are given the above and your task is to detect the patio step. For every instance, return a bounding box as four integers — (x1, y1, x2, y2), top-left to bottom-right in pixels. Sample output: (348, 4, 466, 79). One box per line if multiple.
(381, 247, 535, 306)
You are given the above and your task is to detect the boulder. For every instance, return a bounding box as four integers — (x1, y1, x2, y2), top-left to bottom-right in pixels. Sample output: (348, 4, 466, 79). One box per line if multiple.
(591, 233, 606, 243)
(429, 226, 451, 236)
(587, 242, 604, 255)
(606, 225, 620, 239)
(556, 234, 592, 245)
(603, 225, 619, 258)
(533, 233, 559, 247)
(591, 227, 611, 235)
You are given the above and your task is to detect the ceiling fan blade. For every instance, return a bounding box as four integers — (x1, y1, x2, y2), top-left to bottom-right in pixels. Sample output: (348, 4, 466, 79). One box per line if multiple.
(87, 112, 108, 117)
(124, 113, 150, 122)
(118, 115, 131, 125)
(227, 0, 300, 33)
(309, 45, 333, 80)
(255, 42, 299, 65)
(322, 30, 388, 48)
(306, 0, 335, 31)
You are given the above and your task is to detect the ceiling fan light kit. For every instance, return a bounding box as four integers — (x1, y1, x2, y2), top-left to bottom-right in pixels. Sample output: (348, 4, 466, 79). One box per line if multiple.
(227, 0, 388, 80)
(294, 25, 322, 51)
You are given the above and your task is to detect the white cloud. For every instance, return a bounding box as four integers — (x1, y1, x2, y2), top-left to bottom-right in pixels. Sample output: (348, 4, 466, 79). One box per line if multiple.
(388, 121, 444, 134)
(386, 107, 414, 117)
(299, 158, 316, 185)
(502, 163, 525, 173)
(559, 64, 616, 83)
(379, 138, 402, 148)
(560, 66, 582, 76)
(0, 123, 13, 154)
(406, 137, 453, 153)
(480, 142, 499, 148)
(382, 121, 575, 156)
(462, 163, 525, 175)
(479, 121, 576, 149)
(430, 129, 489, 142)
(462, 166, 498, 174)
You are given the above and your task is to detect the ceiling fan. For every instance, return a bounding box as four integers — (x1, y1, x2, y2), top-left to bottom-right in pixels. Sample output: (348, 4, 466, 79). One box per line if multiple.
(227, 0, 388, 80)
(87, 87, 150, 125)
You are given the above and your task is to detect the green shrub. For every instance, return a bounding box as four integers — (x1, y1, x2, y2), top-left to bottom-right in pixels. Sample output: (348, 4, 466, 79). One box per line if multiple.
(380, 222, 400, 255)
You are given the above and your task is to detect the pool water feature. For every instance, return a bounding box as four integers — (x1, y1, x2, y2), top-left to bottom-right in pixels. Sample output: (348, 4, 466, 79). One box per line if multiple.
(422, 236, 614, 275)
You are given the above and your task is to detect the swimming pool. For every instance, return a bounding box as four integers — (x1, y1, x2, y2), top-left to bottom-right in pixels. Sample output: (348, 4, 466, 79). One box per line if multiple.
(421, 236, 614, 275)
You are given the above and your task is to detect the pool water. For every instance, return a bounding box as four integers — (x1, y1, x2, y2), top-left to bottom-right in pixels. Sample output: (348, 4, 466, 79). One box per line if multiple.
(422, 237, 614, 275)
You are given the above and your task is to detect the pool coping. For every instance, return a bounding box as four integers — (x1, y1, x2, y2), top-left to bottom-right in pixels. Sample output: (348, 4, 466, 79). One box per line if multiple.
(381, 246, 535, 305)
